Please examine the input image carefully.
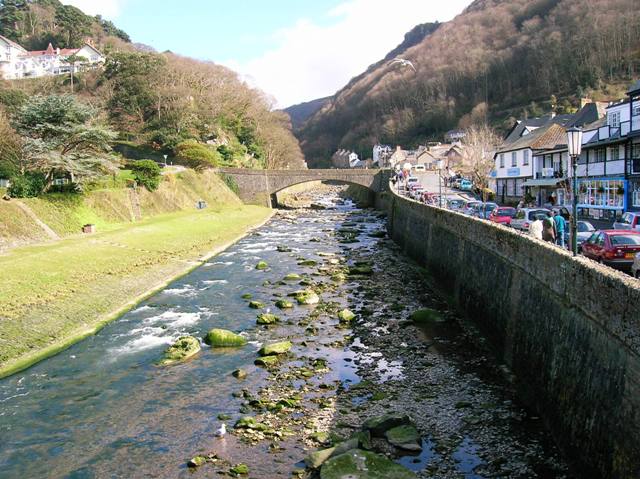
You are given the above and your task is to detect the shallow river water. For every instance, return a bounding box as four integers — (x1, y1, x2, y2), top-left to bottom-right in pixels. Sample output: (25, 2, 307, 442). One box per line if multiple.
(0, 191, 572, 478)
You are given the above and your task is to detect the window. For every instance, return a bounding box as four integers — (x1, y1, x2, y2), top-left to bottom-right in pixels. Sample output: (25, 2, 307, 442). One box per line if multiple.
(633, 105, 640, 117)
(578, 179, 625, 208)
(507, 179, 516, 196)
(594, 148, 606, 163)
(511, 152, 517, 167)
(610, 146, 620, 162)
(499, 154, 505, 168)
(609, 111, 621, 128)
(523, 150, 529, 165)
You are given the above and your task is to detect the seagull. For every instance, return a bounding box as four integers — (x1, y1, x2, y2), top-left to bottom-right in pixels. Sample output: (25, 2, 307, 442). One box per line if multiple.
(389, 58, 416, 72)
(215, 423, 226, 437)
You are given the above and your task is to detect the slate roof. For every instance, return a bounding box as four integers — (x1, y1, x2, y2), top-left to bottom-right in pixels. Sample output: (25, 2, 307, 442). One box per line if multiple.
(496, 123, 568, 155)
(627, 79, 640, 95)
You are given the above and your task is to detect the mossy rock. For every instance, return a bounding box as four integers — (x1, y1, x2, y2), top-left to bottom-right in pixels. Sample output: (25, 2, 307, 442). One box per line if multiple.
(259, 340, 292, 356)
(337, 309, 356, 323)
(283, 273, 302, 281)
(230, 463, 249, 476)
(348, 265, 373, 276)
(275, 299, 294, 309)
(257, 313, 279, 325)
(241, 293, 253, 300)
(385, 425, 422, 451)
(204, 328, 247, 347)
(295, 290, 320, 305)
(310, 431, 331, 445)
(255, 261, 269, 270)
(362, 413, 412, 437)
(298, 259, 318, 267)
(249, 300, 265, 309)
(276, 245, 292, 252)
(159, 336, 200, 365)
(232, 368, 248, 379)
(320, 450, 416, 479)
(368, 230, 386, 238)
(409, 308, 445, 324)
(187, 455, 207, 468)
(254, 356, 280, 367)
(234, 416, 270, 431)
(331, 273, 346, 283)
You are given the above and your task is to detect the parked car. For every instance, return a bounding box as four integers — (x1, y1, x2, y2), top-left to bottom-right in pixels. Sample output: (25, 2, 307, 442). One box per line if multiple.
(572, 221, 596, 251)
(489, 207, 517, 225)
(414, 164, 426, 172)
(447, 199, 467, 211)
(462, 201, 483, 216)
(459, 179, 473, 191)
(581, 230, 640, 273)
(404, 176, 420, 191)
(475, 202, 499, 219)
(510, 208, 551, 231)
(632, 252, 640, 279)
(409, 187, 425, 200)
(613, 212, 640, 231)
(451, 178, 462, 189)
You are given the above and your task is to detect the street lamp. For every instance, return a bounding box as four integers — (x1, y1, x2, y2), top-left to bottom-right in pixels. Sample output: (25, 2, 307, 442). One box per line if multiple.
(436, 159, 444, 208)
(163, 154, 168, 167)
(567, 126, 583, 256)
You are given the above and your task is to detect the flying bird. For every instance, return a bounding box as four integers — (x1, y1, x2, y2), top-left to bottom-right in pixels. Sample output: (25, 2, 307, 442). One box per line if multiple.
(215, 423, 226, 437)
(389, 58, 416, 72)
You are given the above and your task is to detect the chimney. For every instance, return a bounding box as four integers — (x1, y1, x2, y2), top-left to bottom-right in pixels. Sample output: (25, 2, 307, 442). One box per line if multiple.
(56, 47, 60, 55)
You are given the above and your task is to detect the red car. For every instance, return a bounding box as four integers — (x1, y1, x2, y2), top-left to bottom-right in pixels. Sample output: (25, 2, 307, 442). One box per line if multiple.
(581, 230, 640, 273)
(489, 207, 517, 226)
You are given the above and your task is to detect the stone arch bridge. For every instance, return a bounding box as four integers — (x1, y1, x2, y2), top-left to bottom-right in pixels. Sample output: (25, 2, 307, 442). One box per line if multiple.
(218, 168, 392, 207)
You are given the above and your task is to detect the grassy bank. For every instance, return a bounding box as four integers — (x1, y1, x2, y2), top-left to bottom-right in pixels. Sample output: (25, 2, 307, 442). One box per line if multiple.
(0, 202, 272, 378)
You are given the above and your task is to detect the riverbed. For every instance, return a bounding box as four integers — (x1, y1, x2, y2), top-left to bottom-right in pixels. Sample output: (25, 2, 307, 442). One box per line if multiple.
(0, 187, 571, 478)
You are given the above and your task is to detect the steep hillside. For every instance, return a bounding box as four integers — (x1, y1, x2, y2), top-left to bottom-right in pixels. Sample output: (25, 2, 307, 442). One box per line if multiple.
(298, 0, 640, 167)
(284, 97, 331, 130)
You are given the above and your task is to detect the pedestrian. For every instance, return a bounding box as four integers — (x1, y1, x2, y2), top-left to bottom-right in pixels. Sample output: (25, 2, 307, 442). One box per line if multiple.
(517, 198, 525, 210)
(529, 215, 543, 240)
(553, 210, 567, 249)
(542, 211, 556, 243)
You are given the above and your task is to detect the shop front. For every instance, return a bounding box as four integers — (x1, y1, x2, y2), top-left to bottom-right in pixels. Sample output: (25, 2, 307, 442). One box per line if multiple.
(522, 178, 569, 208)
(576, 177, 626, 222)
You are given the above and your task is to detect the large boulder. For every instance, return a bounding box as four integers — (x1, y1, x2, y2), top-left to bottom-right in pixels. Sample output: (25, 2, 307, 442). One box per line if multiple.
(362, 413, 412, 437)
(385, 425, 422, 451)
(159, 336, 201, 365)
(320, 450, 416, 479)
(275, 299, 294, 309)
(204, 328, 247, 347)
(255, 261, 269, 270)
(259, 340, 292, 356)
(249, 300, 265, 309)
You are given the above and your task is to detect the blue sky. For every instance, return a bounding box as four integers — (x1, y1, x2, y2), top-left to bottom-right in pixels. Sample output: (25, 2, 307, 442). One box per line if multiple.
(64, 1, 472, 107)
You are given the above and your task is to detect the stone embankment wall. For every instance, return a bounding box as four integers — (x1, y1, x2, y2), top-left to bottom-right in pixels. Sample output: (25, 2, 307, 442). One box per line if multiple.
(379, 190, 640, 479)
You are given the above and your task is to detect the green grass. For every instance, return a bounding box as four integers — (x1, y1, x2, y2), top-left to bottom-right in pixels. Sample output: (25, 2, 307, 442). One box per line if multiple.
(0, 205, 272, 377)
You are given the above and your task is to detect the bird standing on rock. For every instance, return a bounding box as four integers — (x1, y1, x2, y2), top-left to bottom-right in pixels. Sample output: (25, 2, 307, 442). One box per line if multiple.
(215, 423, 226, 437)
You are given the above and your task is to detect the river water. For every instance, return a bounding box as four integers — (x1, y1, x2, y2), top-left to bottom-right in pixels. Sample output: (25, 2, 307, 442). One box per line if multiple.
(0, 190, 571, 478)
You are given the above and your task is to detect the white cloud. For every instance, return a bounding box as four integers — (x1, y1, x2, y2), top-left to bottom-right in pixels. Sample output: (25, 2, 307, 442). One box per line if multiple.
(229, 0, 471, 108)
(61, 0, 125, 18)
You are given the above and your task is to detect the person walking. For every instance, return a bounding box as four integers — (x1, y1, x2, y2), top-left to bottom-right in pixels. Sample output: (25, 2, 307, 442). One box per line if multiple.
(529, 215, 544, 240)
(553, 210, 567, 249)
(542, 211, 556, 243)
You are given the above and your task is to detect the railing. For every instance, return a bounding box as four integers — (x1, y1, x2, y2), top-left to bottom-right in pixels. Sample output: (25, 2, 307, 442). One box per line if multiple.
(534, 168, 564, 179)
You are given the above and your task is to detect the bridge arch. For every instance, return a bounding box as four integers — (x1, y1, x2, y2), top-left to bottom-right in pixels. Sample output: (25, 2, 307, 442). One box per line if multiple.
(218, 168, 391, 207)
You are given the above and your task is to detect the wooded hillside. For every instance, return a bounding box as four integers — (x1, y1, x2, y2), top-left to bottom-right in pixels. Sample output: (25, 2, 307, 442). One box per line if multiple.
(297, 0, 640, 167)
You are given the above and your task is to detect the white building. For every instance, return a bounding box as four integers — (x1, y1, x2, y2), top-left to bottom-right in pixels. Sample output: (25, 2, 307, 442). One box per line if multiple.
(0, 36, 105, 80)
(373, 144, 392, 168)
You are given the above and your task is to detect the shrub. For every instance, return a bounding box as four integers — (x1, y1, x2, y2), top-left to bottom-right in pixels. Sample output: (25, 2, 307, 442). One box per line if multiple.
(8, 173, 46, 198)
(174, 140, 221, 170)
(219, 173, 239, 195)
(128, 160, 162, 191)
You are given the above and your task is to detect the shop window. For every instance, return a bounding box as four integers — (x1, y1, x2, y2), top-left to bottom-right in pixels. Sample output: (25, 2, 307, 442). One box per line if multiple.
(578, 179, 625, 209)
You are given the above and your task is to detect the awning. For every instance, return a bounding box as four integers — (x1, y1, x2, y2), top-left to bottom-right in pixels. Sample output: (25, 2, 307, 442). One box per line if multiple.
(522, 178, 564, 187)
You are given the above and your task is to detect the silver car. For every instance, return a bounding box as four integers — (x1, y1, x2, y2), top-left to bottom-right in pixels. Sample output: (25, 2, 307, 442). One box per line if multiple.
(510, 208, 551, 231)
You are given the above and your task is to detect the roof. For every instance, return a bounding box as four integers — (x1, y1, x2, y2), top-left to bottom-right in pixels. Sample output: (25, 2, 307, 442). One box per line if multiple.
(0, 35, 27, 53)
(627, 80, 640, 95)
(504, 113, 574, 143)
(496, 123, 568, 155)
(566, 103, 606, 128)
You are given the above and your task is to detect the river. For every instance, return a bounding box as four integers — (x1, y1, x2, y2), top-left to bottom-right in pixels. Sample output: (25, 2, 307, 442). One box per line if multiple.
(0, 188, 572, 478)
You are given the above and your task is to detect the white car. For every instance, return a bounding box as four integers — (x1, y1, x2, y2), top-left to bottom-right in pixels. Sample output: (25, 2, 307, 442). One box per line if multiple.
(414, 164, 426, 172)
(409, 187, 425, 200)
(405, 177, 419, 191)
(632, 252, 640, 279)
(510, 208, 551, 231)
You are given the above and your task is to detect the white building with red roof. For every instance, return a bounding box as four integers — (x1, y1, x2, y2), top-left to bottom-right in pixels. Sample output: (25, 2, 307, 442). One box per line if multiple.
(0, 36, 104, 80)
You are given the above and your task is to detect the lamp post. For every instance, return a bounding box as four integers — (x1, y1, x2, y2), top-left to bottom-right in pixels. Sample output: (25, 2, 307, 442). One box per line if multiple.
(436, 159, 443, 208)
(567, 127, 583, 256)
(163, 154, 168, 167)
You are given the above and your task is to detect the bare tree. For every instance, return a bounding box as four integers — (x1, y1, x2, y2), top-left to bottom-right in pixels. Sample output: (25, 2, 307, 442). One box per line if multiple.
(460, 124, 502, 200)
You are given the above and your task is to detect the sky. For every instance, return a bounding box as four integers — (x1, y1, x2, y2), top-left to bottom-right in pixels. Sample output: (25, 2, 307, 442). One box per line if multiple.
(62, 0, 472, 107)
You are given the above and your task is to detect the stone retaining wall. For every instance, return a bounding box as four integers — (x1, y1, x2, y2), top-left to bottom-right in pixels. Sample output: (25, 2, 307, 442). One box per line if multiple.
(381, 189, 640, 479)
